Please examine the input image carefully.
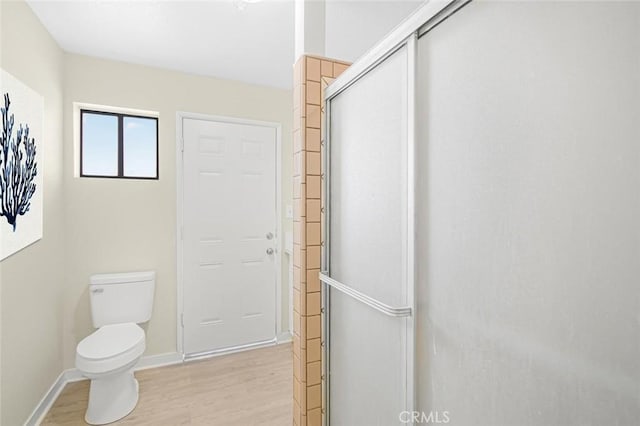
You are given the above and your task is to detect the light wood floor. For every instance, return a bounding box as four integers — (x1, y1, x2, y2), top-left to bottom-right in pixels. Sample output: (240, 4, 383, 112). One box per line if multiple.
(42, 343, 293, 425)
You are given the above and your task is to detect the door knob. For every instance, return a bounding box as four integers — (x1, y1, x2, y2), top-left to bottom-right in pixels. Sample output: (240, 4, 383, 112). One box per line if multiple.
(266, 248, 274, 255)
(266, 232, 274, 240)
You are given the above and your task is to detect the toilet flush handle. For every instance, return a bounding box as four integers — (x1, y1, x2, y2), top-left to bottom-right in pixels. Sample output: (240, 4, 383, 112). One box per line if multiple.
(91, 288, 104, 294)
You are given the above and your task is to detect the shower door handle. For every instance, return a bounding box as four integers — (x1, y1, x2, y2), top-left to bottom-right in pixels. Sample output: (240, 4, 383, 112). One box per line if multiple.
(319, 272, 412, 318)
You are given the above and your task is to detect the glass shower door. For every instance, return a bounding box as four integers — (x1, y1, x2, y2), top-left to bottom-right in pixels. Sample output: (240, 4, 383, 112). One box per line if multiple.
(322, 42, 414, 426)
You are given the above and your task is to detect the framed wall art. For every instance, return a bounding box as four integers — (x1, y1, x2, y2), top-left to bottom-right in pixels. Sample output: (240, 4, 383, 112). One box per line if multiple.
(0, 69, 44, 261)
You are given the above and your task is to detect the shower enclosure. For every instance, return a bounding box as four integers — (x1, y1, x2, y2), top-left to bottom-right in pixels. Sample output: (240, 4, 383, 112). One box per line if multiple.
(321, 1, 639, 425)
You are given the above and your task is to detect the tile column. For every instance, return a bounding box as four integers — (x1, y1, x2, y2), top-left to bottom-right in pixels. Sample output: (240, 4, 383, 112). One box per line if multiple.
(292, 55, 349, 426)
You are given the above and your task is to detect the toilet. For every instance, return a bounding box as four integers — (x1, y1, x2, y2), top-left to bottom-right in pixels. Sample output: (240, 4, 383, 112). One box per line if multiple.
(76, 271, 155, 425)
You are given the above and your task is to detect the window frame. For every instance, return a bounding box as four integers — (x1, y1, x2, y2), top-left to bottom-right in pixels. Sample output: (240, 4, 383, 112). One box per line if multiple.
(80, 109, 159, 180)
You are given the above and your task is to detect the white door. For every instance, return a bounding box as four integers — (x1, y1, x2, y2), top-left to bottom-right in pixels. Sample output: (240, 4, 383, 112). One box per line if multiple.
(182, 118, 277, 356)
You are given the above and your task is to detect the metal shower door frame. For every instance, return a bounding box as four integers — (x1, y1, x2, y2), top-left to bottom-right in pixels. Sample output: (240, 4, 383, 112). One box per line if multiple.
(321, 35, 416, 425)
(320, 1, 472, 424)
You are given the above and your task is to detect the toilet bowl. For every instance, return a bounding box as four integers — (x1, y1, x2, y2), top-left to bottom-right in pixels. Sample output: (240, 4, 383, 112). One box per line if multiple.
(76, 271, 155, 425)
(76, 323, 146, 425)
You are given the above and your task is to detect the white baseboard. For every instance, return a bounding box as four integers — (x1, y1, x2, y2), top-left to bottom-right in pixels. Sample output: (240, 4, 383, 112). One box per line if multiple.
(135, 351, 183, 371)
(24, 371, 68, 426)
(63, 367, 84, 383)
(277, 331, 293, 344)
(25, 352, 182, 426)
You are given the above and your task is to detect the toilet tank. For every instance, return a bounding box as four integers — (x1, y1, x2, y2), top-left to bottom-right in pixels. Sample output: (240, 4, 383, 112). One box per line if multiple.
(89, 271, 156, 328)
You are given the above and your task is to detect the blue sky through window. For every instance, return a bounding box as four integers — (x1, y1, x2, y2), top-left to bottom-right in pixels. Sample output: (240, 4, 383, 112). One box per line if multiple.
(123, 117, 157, 178)
(82, 113, 118, 176)
(81, 111, 158, 178)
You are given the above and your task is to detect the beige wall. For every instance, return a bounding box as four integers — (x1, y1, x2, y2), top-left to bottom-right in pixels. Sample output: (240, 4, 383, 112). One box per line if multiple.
(324, 0, 423, 62)
(62, 54, 293, 367)
(0, 1, 66, 424)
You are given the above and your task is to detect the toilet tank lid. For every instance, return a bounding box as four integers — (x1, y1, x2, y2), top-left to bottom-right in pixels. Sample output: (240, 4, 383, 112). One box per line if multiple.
(90, 271, 155, 286)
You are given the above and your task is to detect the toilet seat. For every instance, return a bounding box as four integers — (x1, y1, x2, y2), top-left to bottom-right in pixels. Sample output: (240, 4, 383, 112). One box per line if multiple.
(76, 323, 145, 375)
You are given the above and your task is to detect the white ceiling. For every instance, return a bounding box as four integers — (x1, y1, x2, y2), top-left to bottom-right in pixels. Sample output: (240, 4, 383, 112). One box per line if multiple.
(27, 0, 295, 89)
(27, 0, 425, 90)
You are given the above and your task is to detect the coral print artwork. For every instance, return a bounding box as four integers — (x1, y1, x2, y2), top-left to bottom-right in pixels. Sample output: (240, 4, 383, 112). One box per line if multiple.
(1, 94, 38, 231)
(0, 69, 43, 261)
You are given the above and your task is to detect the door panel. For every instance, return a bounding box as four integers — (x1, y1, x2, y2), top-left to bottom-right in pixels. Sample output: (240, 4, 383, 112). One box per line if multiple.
(329, 290, 408, 426)
(329, 46, 408, 307)
(183, 118, 277, 355)
(415, 2, 640, 424)
(325, 45, 412, 425)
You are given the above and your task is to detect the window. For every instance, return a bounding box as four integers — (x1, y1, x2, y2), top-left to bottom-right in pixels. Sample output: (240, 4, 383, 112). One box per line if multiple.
(80, 109, 158, 179)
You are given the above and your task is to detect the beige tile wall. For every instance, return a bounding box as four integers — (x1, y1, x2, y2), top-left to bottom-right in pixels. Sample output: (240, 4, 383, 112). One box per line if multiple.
(292, 55, 350, 426)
